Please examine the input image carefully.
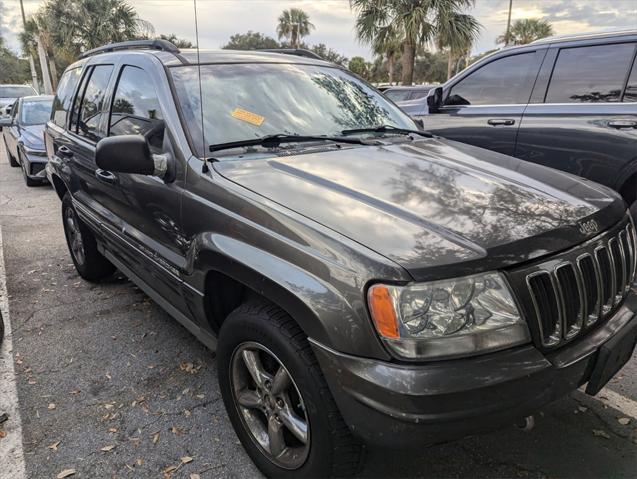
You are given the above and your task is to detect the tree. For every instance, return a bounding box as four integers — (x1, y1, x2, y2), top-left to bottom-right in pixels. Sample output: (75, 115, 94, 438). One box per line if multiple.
(497, 18, 554, 46)
(351, 0, 479, 85)
(371, 35, 401, 85)
(0, 46, 31, 84)
(222, 31, 280, 50)
(158, 33, 194, 49)
(436, 12, 481, 80)
(308, 43, 348, 66)
(276, 8, 314, 48)
(348, 56, 368, 78)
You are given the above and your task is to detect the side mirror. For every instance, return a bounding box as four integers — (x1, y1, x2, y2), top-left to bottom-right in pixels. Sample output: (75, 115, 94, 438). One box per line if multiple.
(96, 135, 156, 176)
(426, 86, 443, 113)
(0, 117, 12, 128)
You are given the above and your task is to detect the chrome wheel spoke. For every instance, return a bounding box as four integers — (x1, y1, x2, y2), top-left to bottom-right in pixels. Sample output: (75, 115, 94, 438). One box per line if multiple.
(241, 350, 271, 389)
(271, 366, 290, 395)
(267, 416, 285, 457)
(237, 389, 262, 409)
(279, 398, 308, 444)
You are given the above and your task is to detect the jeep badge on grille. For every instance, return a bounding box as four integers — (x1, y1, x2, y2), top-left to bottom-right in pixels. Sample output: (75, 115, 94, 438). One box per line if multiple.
(578, 219, 600, 235)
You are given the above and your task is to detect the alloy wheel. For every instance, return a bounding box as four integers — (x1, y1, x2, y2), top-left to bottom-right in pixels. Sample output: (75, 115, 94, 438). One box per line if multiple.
(65, 208, 85, 266)
(230, 341, 310, 470)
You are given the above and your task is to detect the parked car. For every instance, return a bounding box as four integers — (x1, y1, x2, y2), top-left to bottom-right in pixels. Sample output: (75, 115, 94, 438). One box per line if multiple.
(384, 84, 435, 102)
(0, 84, 38, 130)
(45, 40, 637, 478)
(1, 95, 54, 186)
(409, 30, 637, 209)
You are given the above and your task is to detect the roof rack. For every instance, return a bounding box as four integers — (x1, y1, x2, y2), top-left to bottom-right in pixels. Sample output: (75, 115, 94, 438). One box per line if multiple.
(79, 39, 180, 59)
(259, 48, 324, 60)
(529, 29, 637, 45)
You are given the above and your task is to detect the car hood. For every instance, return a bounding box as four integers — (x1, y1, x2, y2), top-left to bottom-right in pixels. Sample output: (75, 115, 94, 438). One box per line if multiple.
(213, 138, 625, 281)
(20, 124, 45, 150)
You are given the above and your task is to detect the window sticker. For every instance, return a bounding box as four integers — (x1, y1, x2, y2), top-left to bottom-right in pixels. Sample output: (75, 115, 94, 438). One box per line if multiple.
(231, 107, 265, 126)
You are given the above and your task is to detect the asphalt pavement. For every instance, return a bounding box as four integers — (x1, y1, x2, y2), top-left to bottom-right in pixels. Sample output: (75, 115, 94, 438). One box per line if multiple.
(0, 147, 636, 478)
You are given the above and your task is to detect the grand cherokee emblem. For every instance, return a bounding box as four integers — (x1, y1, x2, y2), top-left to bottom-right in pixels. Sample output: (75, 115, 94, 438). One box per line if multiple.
(578, 219, 600, 235)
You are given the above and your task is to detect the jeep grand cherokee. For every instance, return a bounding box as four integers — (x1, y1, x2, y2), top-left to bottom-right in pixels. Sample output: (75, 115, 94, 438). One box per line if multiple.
(44, 40, 637, 478)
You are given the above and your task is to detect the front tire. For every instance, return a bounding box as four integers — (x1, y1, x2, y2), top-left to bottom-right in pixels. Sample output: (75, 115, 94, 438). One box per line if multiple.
(4, 139, 18, 167)
(218, 301, 364, 478)
(61, 193, 115, 281)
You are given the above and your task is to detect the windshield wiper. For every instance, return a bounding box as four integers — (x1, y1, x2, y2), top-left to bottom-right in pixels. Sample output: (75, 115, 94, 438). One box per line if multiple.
(340, 125, 432, 138)
(209, 134, 373, 153)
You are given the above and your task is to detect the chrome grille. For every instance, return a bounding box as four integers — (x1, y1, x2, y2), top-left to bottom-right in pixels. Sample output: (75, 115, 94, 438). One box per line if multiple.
(521, 222, 636, 348)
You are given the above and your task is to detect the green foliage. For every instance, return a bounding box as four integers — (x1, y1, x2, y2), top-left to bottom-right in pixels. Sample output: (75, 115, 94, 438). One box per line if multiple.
(0, 47, 31, 84)
(497, 18, 554, 45)
(308, 44, 348, 66)
(276, 8, 315, 48)
(348, 56, 368, 78)
(222, 31, 280, 50)
(158, 33, 194, 49)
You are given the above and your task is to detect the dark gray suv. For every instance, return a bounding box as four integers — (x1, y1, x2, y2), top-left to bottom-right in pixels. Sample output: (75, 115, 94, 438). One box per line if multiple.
(45, 40, 637, 477)
(407, 30, 637, 209)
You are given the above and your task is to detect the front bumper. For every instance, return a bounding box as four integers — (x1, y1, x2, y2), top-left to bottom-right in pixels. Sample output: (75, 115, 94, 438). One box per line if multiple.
(22, 151, 48, 181)
(312, 291, 637, 447)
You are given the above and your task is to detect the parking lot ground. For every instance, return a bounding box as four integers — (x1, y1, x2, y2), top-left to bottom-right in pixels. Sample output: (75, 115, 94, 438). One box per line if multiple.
(0, 147, 636, 478)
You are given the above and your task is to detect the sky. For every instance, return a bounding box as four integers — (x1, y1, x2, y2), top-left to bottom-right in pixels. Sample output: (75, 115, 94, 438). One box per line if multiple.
(1, 0, 636, 59)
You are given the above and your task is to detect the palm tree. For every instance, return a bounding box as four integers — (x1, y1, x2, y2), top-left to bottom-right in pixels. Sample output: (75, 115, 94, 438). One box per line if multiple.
(497, 18, 554, 46)
(351, 0, 479, 86)
(276, 8, 314, 48)
(436, 12, 481, 80)
(372, 36, 401, 85)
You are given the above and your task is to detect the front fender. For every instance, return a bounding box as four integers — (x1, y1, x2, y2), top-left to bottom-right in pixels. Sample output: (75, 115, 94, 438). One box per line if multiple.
(185, 233, 391, 360)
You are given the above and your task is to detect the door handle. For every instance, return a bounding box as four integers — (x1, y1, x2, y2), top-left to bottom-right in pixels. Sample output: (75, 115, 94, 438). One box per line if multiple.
(95, 169, 118, 184)
(608, 119, 637, 129)
(57, 145, 74, 158)
(487, 118, 515, 126)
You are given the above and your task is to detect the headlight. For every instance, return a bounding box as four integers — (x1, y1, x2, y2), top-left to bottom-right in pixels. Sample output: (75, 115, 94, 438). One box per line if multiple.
(367, 272, 530, 360)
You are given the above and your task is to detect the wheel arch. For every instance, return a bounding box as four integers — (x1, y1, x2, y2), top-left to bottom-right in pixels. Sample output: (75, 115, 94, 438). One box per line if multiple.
(50, 172, 69, 200)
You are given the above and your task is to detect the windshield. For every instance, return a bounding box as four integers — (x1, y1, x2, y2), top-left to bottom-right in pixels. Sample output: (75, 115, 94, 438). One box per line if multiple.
(0, 86, 36, 99)
(20, 100, 53, 126)
(170, 63, 415, 157)
(384, 90, 413, 102)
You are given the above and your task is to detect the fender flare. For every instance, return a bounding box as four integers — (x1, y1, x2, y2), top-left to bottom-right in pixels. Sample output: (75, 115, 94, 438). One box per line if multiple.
(187, 232, 390, 359)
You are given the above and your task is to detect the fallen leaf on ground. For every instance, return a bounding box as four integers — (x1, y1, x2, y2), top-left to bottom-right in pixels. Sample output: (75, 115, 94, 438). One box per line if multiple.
(179, 362, 202, 375)
(48, 441, 61, 451)
(577, 406, 587, 413)
(0, 430, 7, 439)
(48, 403, 56, 410)
(108, 428, 118, 433)
(101, 444, 116, 452)
(170, 426, 185, 436)
(592, 429, 611, 439)
(57, 469, 76, 478)
(617, 417, 631, 425)
(181, 456, 193, 464)
(190, 474, 200, 479)
(152, 432, 160, 444)
(163, 465, 177, 473)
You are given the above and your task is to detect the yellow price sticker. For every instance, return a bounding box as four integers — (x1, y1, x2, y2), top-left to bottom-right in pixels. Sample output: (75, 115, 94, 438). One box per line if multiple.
(231, 108, 265, 126)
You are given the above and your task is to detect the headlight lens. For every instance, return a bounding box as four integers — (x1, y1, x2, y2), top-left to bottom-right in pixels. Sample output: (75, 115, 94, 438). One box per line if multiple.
(368, 272, 530, 360)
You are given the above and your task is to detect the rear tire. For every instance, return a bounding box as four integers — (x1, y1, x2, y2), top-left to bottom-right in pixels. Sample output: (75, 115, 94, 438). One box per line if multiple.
(61, 193, 115, 281)
(218, 300, 365, 478)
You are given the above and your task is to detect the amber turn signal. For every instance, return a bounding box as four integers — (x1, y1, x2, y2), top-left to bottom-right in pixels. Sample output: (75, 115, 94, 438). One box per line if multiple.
(367, 284, 399, 339)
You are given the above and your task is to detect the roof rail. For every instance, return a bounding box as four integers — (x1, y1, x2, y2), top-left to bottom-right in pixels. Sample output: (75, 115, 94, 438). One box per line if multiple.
(79, 39, 180, 59)
(259, 48, 324, 60)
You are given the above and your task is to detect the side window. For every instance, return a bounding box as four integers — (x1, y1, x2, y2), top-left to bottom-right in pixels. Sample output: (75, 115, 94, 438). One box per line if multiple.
(445, 53, 538, 106)
(624, 56, 637, 102)
(545, 43, 635, 103)
(77, 65, 113, 141)
(51, 67, 82, 128)
(109, 66, 165, 152)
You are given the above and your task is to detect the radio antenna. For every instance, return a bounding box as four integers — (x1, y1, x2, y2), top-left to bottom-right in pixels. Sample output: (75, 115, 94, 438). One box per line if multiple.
(193, 0, 208, 169)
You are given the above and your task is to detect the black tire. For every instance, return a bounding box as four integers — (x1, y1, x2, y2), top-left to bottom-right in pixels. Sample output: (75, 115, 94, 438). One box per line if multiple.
(4, 139, 19, 168)
(61, 193, 115, 281)
(218, 300, 365, 478)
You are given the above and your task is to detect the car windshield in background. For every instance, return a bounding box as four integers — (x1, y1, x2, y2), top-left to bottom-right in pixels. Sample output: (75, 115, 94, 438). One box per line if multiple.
(384, 90, 413, 101)
(0, 86, 36, 98)
(20, 100, 53, 126)
(170, 63, 414, 157)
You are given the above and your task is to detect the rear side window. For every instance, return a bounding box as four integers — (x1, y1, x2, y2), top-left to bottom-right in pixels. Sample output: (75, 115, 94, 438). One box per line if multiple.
(545, 43, 635, 103)
(51, 67, 82, 128)
(445, 53, 538, 106)
(624, 57, 637, 102)
(76, 65, 113, 141)
(109, 66, 165, 152)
